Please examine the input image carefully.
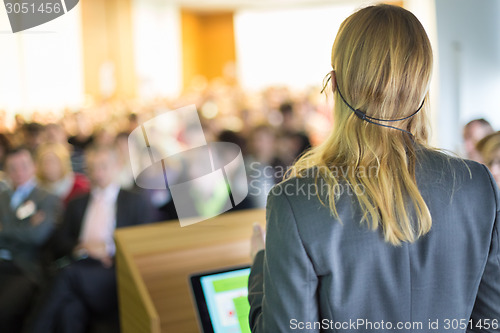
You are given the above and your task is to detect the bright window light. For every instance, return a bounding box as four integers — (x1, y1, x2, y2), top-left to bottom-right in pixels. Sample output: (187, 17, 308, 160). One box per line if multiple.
(0, 5, 84, 119)
(234, 4, 358, 91)
(132, 0, 182, 100)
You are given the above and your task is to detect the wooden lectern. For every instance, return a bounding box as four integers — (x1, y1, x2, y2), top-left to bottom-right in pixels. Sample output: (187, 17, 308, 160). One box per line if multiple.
(115, 208, 266, 333)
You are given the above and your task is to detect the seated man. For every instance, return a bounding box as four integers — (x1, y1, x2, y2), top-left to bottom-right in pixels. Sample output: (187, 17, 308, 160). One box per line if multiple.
(0, 147, 61, 333)
(32, 145, 151, 333)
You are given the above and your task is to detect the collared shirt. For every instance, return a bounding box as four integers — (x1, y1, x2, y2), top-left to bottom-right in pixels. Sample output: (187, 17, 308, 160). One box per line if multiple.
(10, 178, 36, 210)
(79, 183, 120, 256)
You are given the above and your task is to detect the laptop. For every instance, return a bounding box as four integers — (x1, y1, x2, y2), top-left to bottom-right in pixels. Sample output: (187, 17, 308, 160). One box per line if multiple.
(189, 265, 252, 333)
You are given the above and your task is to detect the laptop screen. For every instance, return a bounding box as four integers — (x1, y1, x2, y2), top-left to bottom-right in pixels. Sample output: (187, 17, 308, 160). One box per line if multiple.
(190, 266, 251, 333)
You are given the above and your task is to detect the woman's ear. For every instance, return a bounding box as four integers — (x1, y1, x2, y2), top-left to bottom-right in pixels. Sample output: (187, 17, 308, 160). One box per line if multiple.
(321, 71, 336, 94)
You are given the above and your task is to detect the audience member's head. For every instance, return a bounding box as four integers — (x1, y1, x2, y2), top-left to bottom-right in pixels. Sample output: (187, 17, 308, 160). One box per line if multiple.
(115, 132, 130, 160)
(279, 130, 311, 166)
(127, 113, 139, 133)
(73, 112, 93, 139)
(85, 145, 119, 189)
(463, 118, 494, 162)
(44, 123, 68, 145)
(22, 122, 46, 153)
(279, 102, 295, 130)
(0, 133, 11, 170)
(5, 146, 36, 188)
(14, 113, 25, 129)
(249, 125, 277, 163)
(477, 131, 500, 186)
(93, 126, 116, 147)
(36, 143, 72, 185)
(218, 130, 247, 156)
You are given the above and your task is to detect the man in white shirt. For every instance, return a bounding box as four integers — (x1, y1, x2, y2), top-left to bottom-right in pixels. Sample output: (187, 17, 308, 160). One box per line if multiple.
(31, 145, 150, 333)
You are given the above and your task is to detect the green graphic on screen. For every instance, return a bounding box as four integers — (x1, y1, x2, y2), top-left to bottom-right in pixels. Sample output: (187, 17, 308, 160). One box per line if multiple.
(233, 296, 251, 333)
(200, 268, 251, 333)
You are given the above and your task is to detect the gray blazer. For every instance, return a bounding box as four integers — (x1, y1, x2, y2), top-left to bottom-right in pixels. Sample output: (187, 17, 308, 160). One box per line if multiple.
(249, 148, 500, 332)
(0, 186, 61, 283)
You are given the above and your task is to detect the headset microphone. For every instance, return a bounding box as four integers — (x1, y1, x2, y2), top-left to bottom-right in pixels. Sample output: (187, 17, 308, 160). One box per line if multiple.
(321, 72, 424, 136)
(335, 85, 424, 137)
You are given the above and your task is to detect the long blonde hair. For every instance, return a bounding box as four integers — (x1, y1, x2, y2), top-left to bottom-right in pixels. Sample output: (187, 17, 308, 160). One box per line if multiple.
(287, 4, 433, 245)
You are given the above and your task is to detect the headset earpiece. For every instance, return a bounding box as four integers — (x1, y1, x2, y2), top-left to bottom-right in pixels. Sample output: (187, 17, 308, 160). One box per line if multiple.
(353, 109, 367, 121)
(333, 82, 424, 137)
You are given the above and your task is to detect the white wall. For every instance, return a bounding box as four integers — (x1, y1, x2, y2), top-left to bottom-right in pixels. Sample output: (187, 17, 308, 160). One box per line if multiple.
(0, 5, 84, 121)
(132, 0, 182, 100)
(404, 0, 440, 147)
(234, 4, 359, 91)
(435, 0, 500, 152)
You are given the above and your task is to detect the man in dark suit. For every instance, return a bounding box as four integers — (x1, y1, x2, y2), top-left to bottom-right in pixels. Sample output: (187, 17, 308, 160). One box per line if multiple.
(31, 145, 150, 333)
(0, 147, 61, 333)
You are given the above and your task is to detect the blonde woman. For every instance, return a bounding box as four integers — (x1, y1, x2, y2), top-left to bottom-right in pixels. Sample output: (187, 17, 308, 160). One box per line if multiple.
(249, 5, 500, 332)
(36, 143, 90, 206)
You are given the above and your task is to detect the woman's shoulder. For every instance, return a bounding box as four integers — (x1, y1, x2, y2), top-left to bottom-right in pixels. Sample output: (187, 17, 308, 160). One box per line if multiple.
(267, 167, 331, 208)
(271, 167, 320, 190)
(416, 147, 498, 202)
(416, 147, 488, 180)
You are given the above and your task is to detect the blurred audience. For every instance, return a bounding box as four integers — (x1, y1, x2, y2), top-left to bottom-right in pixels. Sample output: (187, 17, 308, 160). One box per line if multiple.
(217, 130, 253, 210)
(477, 131, 500, 186)
(463, 118, 494, 162)
(278, 130, 311, 166)
(67, 112, 94, 173)
(279, 102, 299, 132)
(0, 147, 61, 333)
(93, 126, 116, 147)
(277, 102, 311, 166)
(36, 143, 90, 206)
(0, 133, 11, 171)
(22, 123, 46, 154)
(125, 113, 139, 134)
(0, 80, 325, 329)
(114, 132, 135, 190)
(31, 145, 151, 333)
(44, 123, 68, 146)
(13, 114, 26, 133)
(246, 125, 286, 208)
